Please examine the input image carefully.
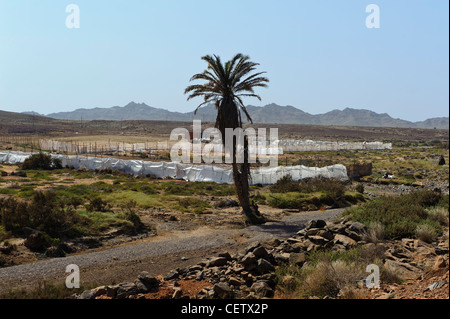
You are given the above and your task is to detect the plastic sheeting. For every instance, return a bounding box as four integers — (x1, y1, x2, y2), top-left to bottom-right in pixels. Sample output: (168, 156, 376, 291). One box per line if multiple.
(0, 150, 348, 185)
(278, 140, 391, 152)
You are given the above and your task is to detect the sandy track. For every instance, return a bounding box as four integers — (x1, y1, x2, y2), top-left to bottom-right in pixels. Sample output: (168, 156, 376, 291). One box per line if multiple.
(0, 208, 345, 294)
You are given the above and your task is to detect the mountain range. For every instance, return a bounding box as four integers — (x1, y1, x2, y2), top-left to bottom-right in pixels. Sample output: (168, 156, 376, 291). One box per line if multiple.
(26, 102, 449, 129)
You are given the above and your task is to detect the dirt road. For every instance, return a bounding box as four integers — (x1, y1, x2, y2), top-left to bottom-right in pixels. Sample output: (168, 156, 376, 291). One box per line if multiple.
(0, 208, 345, 294)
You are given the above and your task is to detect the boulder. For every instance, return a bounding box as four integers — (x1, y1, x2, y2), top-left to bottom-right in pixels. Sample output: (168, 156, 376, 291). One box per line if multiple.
(308, 236, 329, 246)
(207, 257, 228, 267)
(79, 289, 97, 300)
(164, 269, 179, 281)
(349, 222, 367, 234)
(333, 234, 357, 248)
(305, 220, 327, 230)
(252, 246, 270, 259)
(289, 252, 306, 266)
(213, 282, 234, 298)
(241, 252, 257, 266)
(116, 282, 139, 299)
(250, 281, 274, 298)
(255, 258, 275, 275)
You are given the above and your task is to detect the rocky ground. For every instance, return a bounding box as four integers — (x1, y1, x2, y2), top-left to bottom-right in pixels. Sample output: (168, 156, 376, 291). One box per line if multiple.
(71, 217, 449, 300)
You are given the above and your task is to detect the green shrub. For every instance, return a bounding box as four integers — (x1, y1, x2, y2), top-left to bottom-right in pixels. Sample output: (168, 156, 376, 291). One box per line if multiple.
(21, 152, 62, 170)
(344, 190, 446, 240)
(0, 191, 85, 239)
(86, 197, 110, 212)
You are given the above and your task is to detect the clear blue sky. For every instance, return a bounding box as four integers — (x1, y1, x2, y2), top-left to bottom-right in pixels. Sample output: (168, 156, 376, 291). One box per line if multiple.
(0, 0, 448, 122)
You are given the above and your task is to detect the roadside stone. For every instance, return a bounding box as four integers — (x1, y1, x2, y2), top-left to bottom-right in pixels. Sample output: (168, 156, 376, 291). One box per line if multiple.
(218, 251, 232, 260)
(252, 246, 270, 259)
(241, 252, 257, 266)
(79, 289, 97, 299)
(116, 282, 139, 299)
(308, 235, 329, 246)
(289, 252, 306, 267)
(172, 287, 182, 299)
(317, 230, 335, 241)
(433, 256, 447, 270)
(138, 271, 160, 287)
(213, 282, 234, 298)
(273, 252, 290, 263)
(164, 269, 179, 281)
(333, 234, 357, 248)
(305, 220, 317, 229)
(245, 241, 262, 254)
(346, 231, 363, 242)
(255, 258, 275, 275)
(228, 277, 244, 286)
(250, 281, 274, 298)
(207, 257, 228, 267)
(349, 222, 367, 234)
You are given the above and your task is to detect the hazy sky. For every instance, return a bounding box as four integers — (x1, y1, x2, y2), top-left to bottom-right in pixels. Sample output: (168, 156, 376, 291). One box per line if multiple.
(0, 0, 448, 122)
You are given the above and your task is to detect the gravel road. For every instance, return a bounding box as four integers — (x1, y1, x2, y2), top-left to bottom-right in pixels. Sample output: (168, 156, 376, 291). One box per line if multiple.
(0, 208, 345, 294)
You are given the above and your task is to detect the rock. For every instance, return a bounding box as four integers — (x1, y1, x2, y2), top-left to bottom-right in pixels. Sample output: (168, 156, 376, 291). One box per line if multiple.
(218, 251, 232, 260)
(252, 246, 270, 259)
(433, 256, 447, 270)
(172, 288, 182, 299)
(273, 252, 290, 263)
(207, 257, 228, 267)
(79, 289, 97, 299)
(317, 230, 335, 241)
(305, 228, 321, 237)
(327, 223, 347, 235)
(138, 271, 160, 287)
(213, 282, 234, 298)
(116, 282, 139, 299)
(215, 198, 239, 208)
(435, 155, 446, 165)
(346, 231, 363, 242)
(255, 258, 275, 275)
(308, 236, 329, 246)
(289, 252, 306, 266)
(305, 220, 327, 230)
(164, 269, 179, 281)
(245, 241, 261, 254)
(349, 222, 367, 234)
(106, 285, 119, 298)
(241, 252, 257, 266)
(135, 272, 159, 292)
(229, 277, 244, 286)
(250, 281, 274, 298)
(333, 234, 357, 248)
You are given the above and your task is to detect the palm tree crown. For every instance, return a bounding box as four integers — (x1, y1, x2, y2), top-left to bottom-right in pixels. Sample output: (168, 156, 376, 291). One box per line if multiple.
(185, 53, 269, 131)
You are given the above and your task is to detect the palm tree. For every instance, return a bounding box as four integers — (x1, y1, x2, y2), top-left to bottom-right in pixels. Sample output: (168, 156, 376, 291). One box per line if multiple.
(185, 53, 269, 224)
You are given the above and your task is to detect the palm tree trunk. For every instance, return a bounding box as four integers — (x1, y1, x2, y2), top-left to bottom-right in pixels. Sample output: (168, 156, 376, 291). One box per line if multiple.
(217, 98, 264, 224)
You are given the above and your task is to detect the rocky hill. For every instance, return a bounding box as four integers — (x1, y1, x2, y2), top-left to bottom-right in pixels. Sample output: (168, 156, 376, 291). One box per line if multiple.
(42, 102, 449, 129)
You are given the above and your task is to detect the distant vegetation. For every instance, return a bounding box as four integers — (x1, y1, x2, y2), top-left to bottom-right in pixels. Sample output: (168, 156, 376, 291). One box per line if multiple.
(255, 176, 365, 211)
(343, 190, 449, 241)
(21, 152, 62, 170)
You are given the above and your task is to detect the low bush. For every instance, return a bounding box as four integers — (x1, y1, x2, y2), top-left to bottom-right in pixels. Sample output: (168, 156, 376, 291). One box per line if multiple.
(0, 191, 86, 239)
(21, 152, 62, 170)
(344, 190, 447, 240)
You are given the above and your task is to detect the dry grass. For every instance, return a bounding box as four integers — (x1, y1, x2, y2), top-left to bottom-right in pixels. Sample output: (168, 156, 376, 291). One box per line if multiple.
(415, 224, 437, 243)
